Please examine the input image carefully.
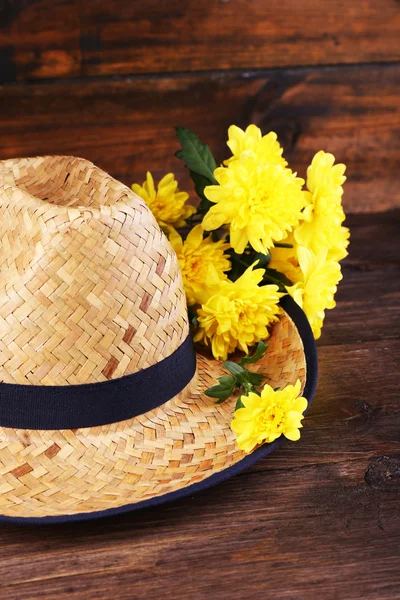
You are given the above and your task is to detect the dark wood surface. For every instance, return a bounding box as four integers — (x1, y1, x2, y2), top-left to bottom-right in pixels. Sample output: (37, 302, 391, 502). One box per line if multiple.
(0, 1, 399, 598)
(1, 64, 399, 214)
(1, 0, 400, 81)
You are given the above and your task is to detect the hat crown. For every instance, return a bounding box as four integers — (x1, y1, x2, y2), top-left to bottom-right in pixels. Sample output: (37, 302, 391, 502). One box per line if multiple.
(0, 156, 189, 385)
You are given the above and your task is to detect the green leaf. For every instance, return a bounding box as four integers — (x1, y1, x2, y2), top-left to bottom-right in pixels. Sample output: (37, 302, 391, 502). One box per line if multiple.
(214, 396, 231, 404)
(253, 251, 271, 267)
(189, 170, 214, 214)
(245, 372, 266, 387)
(204, 375, 236, 402)
(273, 242, 293, 249)
(175, 127, 217, 184)
(235, 396, 245, 411)
(239, 340, 269, 366)
(262, 267, 293, 289)
(228, 264, 242, 283)
(187, 307, 199, 327)
(227, 248, 272, 284)
(227, 250, 248, 282)
(223, 361, 247, 383)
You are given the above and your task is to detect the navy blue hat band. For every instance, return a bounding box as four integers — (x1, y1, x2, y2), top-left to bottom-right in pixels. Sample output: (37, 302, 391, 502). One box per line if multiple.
(0, 333, 196, 430)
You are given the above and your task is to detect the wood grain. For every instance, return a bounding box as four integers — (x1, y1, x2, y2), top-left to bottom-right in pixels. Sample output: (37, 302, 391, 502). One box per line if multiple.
(1, 2, 399, 593)
(0, 209, 398, 600)
(1, 64, 399, 214)
(319, 211, 400, 346)
(0, 0, 81, 81)
(1, 0, 400, 81)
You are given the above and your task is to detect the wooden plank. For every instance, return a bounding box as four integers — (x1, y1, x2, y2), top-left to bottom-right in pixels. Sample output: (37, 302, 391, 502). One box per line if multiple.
(0, 477, 398, 600)
(0, 211, 398, 600)
(0, 65, 399, 213)
(319, 210, 400, 346)
(1, 0, 400, 81)
(0, 0, 81, 81)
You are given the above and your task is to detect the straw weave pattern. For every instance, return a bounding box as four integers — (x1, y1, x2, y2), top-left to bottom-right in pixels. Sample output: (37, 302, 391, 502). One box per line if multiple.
(0, 311, 306, 518)
(0, 156, 189, 385)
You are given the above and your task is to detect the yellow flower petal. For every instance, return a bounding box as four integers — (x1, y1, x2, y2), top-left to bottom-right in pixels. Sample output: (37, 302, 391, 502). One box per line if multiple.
(231, 379, 307, 452)
(293, 397, 308, 414)
(195, 264, 282, 360)
(202, 209, 227, 231)
(284, 246, 343, 338)
(225, 125, 286, 168)
(172, 226, 231, 307)
(145, 171, 156, 197)
(283, 427, 301, 442)
(268, 150, 348, 339)
(131, 171, 195, 233)
(295, 150, 349, 261)
(203, 155, 305, 254)
(230, 226, 250, 255)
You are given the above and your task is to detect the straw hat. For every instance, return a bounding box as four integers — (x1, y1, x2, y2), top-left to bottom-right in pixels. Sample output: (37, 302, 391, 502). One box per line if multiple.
(0, 156, 317, 523)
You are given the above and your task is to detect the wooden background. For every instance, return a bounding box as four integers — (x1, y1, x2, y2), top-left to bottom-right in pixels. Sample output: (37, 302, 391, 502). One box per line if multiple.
(0, 1, 399, 599)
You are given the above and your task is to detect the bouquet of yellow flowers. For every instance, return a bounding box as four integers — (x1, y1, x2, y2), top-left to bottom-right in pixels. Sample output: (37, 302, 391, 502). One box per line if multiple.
(132, 124, 349, 453)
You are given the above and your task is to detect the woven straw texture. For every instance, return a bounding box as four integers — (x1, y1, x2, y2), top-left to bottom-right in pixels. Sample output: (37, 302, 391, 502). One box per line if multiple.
(0, 311, 306, 518)
(0, 156, 188, 385)
(0, 156, 307, 518)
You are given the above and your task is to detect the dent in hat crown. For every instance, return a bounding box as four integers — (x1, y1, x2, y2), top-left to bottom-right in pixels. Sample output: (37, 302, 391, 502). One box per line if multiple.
(0, 156, 189, 385)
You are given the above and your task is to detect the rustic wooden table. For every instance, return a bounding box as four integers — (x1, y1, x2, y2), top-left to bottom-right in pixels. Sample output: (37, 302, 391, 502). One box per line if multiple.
(0, 2, 399, 599)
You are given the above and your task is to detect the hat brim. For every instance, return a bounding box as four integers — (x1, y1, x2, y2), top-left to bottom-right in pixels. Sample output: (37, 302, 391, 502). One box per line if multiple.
(0, 296, 317, 524)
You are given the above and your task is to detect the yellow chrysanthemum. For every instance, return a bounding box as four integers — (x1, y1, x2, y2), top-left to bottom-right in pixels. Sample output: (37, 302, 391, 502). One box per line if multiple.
(169, 225, 231, 306)
(132, 172, 196, 233)
(203, 157, 305, 254)
(286, 246, 343, 339)
(267, 231, 301, 284)
(224, 124, 287, 167)
(231, 380, 308, 453)
(268, 151, 349, 338)
(295, 151, 349, 261)
(194, 264, 282, 360)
